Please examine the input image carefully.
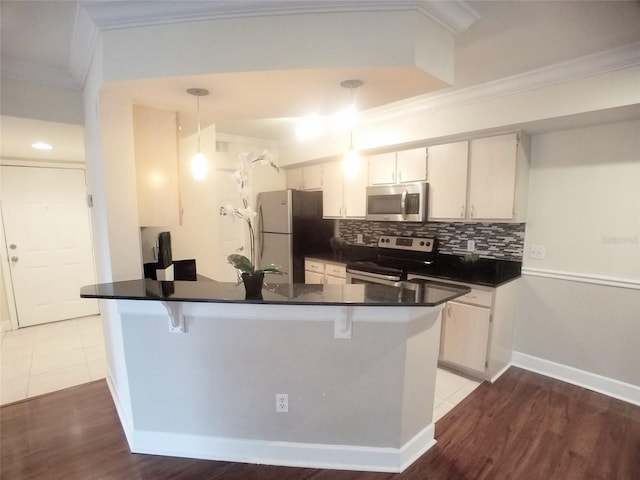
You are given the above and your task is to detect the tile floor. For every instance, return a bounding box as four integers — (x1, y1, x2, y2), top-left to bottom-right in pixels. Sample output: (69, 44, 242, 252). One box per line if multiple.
(1, 316, 481, 420)
(433, 366, 482, 422)
(1, 315, 107, 405)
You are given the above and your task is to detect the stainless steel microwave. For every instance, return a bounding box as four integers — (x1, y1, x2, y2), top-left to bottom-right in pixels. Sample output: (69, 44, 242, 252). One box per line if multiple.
(365, 182, 428, 222)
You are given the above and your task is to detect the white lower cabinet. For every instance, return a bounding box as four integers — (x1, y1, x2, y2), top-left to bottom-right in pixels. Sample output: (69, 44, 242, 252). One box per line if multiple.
(441, 301, 491, 372)
(305, 258, 347, 284)
(408, 274, 520, 381)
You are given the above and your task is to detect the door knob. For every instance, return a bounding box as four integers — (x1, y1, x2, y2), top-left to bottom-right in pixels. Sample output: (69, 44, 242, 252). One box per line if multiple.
(11, 256, 19, 262)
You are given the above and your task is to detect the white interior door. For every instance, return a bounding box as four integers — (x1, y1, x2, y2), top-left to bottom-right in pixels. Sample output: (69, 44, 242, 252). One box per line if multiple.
(1, 166, 99, 327)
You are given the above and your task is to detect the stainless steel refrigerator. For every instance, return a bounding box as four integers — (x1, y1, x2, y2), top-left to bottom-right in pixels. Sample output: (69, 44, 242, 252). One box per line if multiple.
(257, 189, 334, 283)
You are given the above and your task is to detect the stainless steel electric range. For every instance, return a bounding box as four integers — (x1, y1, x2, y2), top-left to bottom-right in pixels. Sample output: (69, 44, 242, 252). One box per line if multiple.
(346, 235, 437, 286)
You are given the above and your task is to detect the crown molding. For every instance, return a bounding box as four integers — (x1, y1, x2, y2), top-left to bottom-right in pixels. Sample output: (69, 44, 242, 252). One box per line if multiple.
(361, 40, 640, 127)
(80, 0, 477, 33)
(47, 0, 478, 90)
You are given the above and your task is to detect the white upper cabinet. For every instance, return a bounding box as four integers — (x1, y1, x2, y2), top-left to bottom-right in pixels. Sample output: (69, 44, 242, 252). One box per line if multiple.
(368, 148, 427, 185)
(426, 141, 469, 220)
(425, 133, 528, 222)
(286, 165, 323, 190)
(322, 160, 367, 219)
(133, 105, 181, 227)
(396, 147, 427, 183)
(367, 152, 396, 185)
(467, 134, 518, 220)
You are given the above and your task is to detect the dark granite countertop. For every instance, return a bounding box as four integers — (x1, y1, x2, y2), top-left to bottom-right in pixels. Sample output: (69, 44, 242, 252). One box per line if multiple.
(408, 253, 522, 287)
(80, 278, 470, 307)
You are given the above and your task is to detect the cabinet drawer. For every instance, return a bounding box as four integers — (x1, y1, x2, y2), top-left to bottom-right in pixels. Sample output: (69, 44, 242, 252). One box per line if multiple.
(325, 263, 346, 278)
(457, 288, 493, 308)
(304, 259, 325, 274)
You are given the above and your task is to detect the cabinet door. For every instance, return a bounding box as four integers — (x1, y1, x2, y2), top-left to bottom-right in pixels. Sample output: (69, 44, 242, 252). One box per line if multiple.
(441, 302, 490, 372)
(343, 156, 367, 218)
(321, 161, 344, 218)
(368, 152, 396, 185)
(468, 134, 517, 220)
(396, 147, 427, 183)
(302, 165, 323, 190)
(427, 141, 469, 220)
(133, 105, 180, 226)
(286, 168, 303, 189)
(305, 270, 325, 284)
(325, 275, 346, 284)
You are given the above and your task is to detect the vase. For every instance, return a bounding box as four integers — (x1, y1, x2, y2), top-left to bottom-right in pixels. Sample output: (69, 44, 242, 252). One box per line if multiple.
(241, 272, 264, 298)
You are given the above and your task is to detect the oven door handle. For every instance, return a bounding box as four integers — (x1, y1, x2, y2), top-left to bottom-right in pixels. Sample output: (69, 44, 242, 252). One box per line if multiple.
(401, 189, 407, 219)
(347, 270, 402, 282)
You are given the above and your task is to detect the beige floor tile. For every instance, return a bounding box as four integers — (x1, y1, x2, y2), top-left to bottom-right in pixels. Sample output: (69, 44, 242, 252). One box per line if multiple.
(87, 359, 107, 380)
(1, 375, 29, 405)
(1, 329, 37, 349)
(1, 345, 33, 365)
(30, 348, 87, 376)
(80, 330, 105, 348)
(1, 357, 32, 381)
(435, 368, 469, 399)
(33, 334, 84, 357)
(27, 364, 91, 398)
(433, 400, 456, 423)
(83, 344, 106, 362)
(448, 380, 482, 405)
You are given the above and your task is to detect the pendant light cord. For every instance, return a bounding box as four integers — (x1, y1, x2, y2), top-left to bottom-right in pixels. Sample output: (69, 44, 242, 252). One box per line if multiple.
(196, 94, 202, 152)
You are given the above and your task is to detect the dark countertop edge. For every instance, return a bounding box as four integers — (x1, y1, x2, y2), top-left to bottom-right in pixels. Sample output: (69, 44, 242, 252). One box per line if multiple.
(80, 281, 470, 308)
(407, 271, 522, 288)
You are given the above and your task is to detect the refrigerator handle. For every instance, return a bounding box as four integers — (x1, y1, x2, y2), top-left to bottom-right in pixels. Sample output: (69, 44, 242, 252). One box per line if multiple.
(258, 202, 265, 260)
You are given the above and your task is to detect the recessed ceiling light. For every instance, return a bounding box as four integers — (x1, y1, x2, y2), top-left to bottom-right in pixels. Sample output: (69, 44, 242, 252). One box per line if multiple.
(32, 142, 53, 150)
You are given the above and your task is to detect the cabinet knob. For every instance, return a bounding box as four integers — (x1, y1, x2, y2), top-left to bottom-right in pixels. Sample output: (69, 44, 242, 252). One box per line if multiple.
(11, 256, 19, 262)
(460, 206, 465, 218)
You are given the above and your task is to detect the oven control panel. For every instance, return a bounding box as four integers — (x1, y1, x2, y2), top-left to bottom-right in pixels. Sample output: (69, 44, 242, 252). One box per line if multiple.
(377, 235, 436, 253)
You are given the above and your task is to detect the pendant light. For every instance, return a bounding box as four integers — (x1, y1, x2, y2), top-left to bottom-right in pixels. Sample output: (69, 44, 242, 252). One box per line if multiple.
(187, 87, 210, 181)
(340, 79, 363, 179)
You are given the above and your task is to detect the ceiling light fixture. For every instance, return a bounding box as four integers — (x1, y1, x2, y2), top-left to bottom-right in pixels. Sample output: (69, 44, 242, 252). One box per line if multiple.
(340, 79, 363, 179)
(32, 142, 53, 151)
(187, 87, 210, 181)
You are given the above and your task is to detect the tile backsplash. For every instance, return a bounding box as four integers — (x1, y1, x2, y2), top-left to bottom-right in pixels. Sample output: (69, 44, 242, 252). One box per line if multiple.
(339, 220, 525, 261)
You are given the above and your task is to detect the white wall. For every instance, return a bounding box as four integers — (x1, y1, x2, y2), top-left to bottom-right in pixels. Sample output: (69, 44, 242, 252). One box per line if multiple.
(515, 120, 640, 387)
(139, 131, 285, 281)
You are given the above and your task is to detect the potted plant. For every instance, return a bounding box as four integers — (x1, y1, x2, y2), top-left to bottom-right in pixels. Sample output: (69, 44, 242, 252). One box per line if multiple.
(220, 151, 285, 295)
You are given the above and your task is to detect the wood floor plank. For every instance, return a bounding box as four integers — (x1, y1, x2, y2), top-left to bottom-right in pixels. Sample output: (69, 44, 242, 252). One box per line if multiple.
(2, 368, 639, 479)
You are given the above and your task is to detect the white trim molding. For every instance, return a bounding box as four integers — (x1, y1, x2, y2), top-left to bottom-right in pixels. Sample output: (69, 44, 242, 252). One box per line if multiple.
(124, 423, 435, 474)
(522, 267, 640, 290)
(512, 352, 640, 407)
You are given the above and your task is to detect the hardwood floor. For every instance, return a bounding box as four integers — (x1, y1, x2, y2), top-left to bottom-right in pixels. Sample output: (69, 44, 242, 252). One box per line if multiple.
(2, 367, 639, 479)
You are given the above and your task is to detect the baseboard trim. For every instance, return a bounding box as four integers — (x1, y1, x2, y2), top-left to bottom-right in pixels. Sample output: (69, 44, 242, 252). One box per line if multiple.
(489, 362, 512, 383)
(512, 352, 640, 406)
(128, 423, 435, 473)
(105, 374, 135, 447)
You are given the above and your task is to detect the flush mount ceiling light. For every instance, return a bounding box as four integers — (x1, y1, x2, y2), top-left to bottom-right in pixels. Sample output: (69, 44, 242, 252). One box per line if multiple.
(32, 142, 53, 150)
(187, 87, 210, 181)
(340, 79, 363, 179)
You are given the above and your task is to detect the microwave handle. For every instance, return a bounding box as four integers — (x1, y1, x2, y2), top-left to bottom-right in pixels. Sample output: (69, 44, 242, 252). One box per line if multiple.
(401, 189, 407, 219)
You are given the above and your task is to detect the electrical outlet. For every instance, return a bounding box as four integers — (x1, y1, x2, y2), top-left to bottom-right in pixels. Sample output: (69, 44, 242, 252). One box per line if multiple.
(466, 240, 475, 252)
(529, 244, 546, 260)
(276, 393, 288, 413)
(356, 233, 363, 244)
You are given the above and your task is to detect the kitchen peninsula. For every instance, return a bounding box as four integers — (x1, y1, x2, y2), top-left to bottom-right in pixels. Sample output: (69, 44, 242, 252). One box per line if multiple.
(81, 279, 469, 473)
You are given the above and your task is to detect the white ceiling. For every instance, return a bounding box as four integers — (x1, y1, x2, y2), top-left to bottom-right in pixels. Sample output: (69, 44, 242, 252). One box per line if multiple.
(2, 0, 640, 161)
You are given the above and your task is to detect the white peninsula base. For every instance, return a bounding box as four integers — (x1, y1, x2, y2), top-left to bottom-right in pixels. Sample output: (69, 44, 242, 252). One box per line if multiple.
(107, 300, 444, 473)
